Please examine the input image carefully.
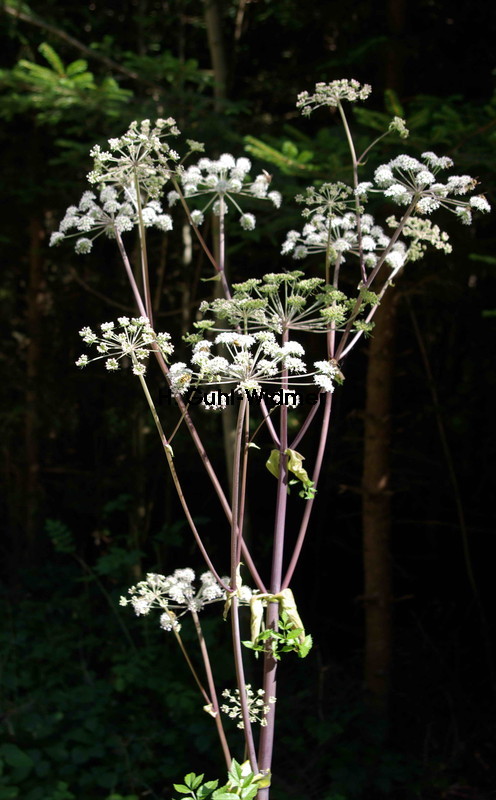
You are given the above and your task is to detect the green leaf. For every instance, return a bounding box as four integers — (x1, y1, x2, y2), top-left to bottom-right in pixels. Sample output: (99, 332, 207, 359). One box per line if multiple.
(38, 43, 65, 76)
(266, 449, 315, 498)
(298, 634, 313, 658)
(198, 781, 218, 799)
(0, 743, 34, 782)
(190, 774, 205, 791)
(66, 60, 88, 78)
(45, 519, 75, 554)
(265, 449, 280, 479)
(286, 448, 313, 492)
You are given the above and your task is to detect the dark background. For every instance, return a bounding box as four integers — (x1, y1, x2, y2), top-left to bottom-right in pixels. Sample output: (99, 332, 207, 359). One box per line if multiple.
(1, 1, 495, 799)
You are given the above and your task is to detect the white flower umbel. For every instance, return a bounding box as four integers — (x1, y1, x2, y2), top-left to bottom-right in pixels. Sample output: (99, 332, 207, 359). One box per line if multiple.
(221, 685, 276, 729)
(119, 569, 230, 631)
(175, 330, 309, 398)
(297, 79, 372, 116)
(171, 153, 281, 228)
(75, 316, 173, 375)
(370, 152, 490, 223)
(282, 211, 393, 270)
(88, 118, 181, 198)
(50, 187, 173, 253)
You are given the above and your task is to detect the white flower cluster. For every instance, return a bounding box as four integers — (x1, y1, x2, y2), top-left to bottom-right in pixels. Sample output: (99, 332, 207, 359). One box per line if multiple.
(313, 360, 340, 393)
(168, 153, 281, 228)
(50, 187, 173, 253)
(119, 569, 229, 631)
(359, 152, 490, 223)
(221, 685, 276, 729)
(297, 79, 372, 116)
(88, 118, 181, 198)
(76, 316, 173, 375)
(282, 211, 407, 273)
(169, 331, 308, 398)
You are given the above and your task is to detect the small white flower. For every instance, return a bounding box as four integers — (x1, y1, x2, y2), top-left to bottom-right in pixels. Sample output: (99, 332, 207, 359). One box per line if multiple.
(240, 213, 256, 231)
(50, 231, 65, 246)
(190, 209, 205, 226)
(470, 195, 491, 213)
(75, 237, 93, 254)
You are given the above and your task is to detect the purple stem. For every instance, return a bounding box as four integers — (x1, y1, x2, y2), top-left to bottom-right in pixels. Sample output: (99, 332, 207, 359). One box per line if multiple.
(289, 392, 322, 451)
(116, 230, 147, 318)
(191, 609, 232, 768)
(283, 391, 333, 589)
(257, 355, 289, 784)
(231, 397, 247, 583)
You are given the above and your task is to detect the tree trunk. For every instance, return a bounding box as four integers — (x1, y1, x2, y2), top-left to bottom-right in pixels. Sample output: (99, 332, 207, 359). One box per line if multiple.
(203, 0, 228, 110)
(384, 0, 407, 93)
(362, 288, 398, 712)
(24, 216, 45, 556)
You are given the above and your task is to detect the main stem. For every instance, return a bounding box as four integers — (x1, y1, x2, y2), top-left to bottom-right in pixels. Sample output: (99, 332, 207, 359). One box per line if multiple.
(229, 396, 259, 769)
(257, 342, 289, 794)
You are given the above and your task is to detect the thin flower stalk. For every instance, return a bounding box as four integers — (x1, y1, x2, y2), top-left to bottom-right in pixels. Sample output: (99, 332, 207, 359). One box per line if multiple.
(134, 359, 229, 592)
(170, 175, 231, 298)
(115, 229, 147, 318)
(133, 173, 153, 322)
(337, 101, 368, 284)
(191, 609, 232, 768)
(283, 391, 333, 588)
(334, 199, 417, 361)
(231, 594, 259, 772)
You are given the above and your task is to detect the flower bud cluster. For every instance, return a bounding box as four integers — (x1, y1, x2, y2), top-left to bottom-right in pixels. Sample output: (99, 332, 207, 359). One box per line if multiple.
(220, 685, 276, 729)
(88, 118, 181, 198)
(386, 215, 452, 261)
(297, 79, 372, 116)
(198, 271, 350, 335)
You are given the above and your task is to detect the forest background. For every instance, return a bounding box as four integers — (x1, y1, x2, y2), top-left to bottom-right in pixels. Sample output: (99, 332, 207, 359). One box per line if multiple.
(0, 1, 495, 799)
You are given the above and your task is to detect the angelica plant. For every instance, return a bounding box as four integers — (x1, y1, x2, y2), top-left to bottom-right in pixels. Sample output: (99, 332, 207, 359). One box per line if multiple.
(51, 79, 489, 799)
